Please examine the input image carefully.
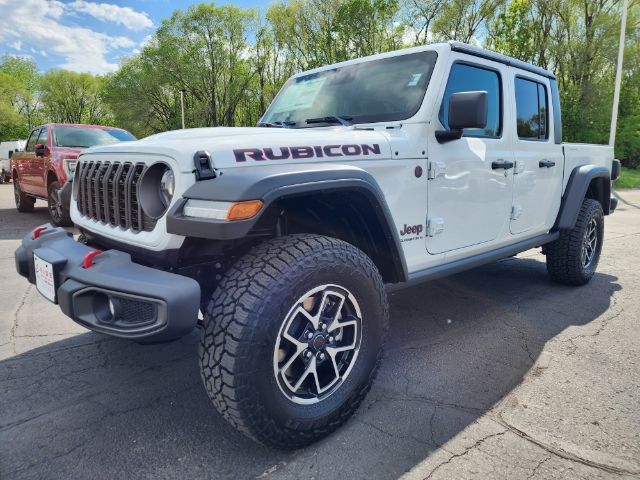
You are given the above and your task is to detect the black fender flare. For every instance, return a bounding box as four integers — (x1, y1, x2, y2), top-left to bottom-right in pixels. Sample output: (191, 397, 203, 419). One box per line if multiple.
(554, 164, 610, 230)
(167, 163, 408, 282)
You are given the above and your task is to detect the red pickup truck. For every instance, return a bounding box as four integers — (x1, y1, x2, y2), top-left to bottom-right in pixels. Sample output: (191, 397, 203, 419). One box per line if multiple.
(11, 123, 135, 226)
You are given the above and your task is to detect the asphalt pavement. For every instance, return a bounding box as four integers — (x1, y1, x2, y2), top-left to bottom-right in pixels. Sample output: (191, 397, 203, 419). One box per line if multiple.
(1, 183, 639, 479)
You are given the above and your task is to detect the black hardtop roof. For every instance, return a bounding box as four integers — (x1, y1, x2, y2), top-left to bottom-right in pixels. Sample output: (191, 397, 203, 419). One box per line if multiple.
(449, 41, 556, 80)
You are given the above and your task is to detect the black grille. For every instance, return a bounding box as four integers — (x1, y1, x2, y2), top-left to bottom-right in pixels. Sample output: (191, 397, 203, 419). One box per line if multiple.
(76, 161, 157, 232)
(117, 298, 157, 326)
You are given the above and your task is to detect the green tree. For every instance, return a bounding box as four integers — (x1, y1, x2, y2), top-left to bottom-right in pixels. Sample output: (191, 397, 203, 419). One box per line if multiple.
(431, 0, 506, 42)
(0, 72, 28, 140)
(402, 0, 447, 45)
(103, 52, 180, 137)
(155, 4, 257, 127)
(267, 0, 403, 70)
(0, 55, 42, 131)
(41, 70, 111, 125)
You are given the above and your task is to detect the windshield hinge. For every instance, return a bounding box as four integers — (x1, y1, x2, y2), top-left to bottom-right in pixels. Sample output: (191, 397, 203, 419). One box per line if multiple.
(193, 150, 216, 180)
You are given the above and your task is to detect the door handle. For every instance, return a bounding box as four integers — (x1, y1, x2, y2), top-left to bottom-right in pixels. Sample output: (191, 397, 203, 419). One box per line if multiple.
(492, 159, 514, 170)
(539, 159, 556, 168)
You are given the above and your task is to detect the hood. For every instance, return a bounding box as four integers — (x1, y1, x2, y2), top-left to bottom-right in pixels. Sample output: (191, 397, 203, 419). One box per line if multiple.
(81, 126, 393, 172)
(53, 146, 83, 158)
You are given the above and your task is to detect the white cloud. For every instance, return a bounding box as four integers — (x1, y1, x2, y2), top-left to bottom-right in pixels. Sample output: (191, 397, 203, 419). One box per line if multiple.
(10, 40, 22, 50)
(68, 1, 153, 31)
(0, 0, 139, 74)
(131, 34, 154, 55)
(139, 35, 153, 48)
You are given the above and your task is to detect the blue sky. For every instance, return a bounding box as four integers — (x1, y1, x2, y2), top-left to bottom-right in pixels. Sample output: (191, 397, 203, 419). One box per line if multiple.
(0, 0, 268, 74)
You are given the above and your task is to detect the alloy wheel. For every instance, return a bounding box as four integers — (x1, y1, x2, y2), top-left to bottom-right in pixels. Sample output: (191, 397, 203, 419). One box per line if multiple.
(273, 284, 362, 405)
(48, 188, 63, 222)
(582, 217, 598, 269)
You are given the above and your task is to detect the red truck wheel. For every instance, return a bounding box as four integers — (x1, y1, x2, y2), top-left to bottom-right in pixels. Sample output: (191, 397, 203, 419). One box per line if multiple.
(48, 181, 72, 227)
(14, 177, 35, 213)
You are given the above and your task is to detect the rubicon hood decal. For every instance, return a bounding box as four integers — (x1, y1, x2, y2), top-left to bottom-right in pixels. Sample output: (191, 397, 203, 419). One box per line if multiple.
(79, 126, 392, 171)
(233, 144, 382, 162)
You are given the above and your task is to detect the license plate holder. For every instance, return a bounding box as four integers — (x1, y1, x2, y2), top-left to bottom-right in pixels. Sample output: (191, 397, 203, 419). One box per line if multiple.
(34, 253, 57, 303)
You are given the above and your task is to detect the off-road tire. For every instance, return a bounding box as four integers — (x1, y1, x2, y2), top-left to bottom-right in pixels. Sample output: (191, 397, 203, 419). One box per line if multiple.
(546, 198, 604, 286)
(14, 176, 35, 213)
(47, 181, 72, 227)
(199, 234, 388, 449)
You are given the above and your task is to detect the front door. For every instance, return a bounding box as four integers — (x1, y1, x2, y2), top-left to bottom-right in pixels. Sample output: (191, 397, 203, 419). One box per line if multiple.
(426, 60, 514, 255)
(509, 75, 564, 235)
(32, 126, 49, 198)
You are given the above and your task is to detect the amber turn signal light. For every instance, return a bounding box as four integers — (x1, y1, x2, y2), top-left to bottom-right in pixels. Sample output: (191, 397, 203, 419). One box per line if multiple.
(226, 200, 263, 221)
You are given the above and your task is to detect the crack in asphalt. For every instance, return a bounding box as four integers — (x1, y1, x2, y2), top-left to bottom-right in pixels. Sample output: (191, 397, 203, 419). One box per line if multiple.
(496, 413, 640, 476)
(526, 456, 551, 480)
(2, 337, 114, 360)
(561, 292, 623, 356)
(6, 440, 86, 477)
(428, 405, 438, 448)
(422, 430, 508, 479)
(613, 190, 640, 209)
(356, 418, 436, 447)
(9, 284, 31, 354)
(1, 382, 202, 476)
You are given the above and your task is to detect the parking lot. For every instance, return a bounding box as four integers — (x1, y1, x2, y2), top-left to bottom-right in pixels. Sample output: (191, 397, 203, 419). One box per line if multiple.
(0, 182, 639, 480)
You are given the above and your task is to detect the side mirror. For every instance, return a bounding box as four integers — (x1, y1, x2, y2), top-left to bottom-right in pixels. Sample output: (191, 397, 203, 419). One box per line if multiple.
(35, 144, 46, 157)
(436, 91, 488, 143)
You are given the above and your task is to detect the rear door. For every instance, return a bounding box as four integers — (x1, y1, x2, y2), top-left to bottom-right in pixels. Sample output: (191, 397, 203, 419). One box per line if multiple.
(426, 59, 515, 254)
(16, 128, 41, 193)
(509, 74, 564, 235)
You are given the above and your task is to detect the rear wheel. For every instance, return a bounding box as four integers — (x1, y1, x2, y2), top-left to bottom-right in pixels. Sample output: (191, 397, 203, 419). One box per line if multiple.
(546, 198, 604, 286)
(14, 176, 35, 213)
(47, 181, 72, 227)
(199, 234, 388, 449)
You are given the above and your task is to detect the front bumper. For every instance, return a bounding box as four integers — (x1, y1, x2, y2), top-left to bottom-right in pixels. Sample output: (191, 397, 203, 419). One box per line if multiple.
(15, 225, 200, 341)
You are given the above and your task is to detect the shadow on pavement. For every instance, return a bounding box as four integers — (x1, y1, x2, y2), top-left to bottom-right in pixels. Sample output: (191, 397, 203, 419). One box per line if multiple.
(0, 206, 51, 241)
(0, 255, 621, 479)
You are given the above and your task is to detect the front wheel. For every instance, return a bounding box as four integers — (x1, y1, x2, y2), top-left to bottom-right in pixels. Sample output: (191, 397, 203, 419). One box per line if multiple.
(47, 181, 72, 227)
(199, 234, 388, 449)
(546, 198, 604, 286)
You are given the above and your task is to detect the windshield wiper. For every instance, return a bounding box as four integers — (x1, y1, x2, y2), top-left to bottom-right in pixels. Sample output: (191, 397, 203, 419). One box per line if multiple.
(305, 115, 353, 126)
(257, 121, 296, 128)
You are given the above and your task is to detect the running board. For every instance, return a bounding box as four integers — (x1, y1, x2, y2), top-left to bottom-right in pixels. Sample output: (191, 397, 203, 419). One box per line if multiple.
(387, 232, 559, 292)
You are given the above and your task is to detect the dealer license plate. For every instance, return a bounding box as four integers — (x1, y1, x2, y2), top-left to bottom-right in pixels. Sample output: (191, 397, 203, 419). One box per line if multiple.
(34, 254, 56, 303)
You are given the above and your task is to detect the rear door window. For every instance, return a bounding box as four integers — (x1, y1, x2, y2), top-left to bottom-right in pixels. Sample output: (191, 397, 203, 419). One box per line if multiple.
(515, 77, 549, 140)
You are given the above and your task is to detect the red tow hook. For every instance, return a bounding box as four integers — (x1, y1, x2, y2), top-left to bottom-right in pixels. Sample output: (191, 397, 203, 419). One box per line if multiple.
(83, 249, 103, 269)
(32, 226, 47, 239)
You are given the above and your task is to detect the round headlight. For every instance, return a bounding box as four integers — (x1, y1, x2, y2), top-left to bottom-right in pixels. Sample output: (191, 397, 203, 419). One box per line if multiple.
(160, 168, 175, 207)
(139, 163, 174, 219)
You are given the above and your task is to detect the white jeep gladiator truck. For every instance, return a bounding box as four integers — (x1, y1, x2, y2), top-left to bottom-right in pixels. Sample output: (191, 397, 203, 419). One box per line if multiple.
(15, 42, 620, 448)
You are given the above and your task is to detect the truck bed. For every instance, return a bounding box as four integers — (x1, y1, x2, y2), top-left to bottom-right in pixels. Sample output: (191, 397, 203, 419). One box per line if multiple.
(562, 143, 613, 190)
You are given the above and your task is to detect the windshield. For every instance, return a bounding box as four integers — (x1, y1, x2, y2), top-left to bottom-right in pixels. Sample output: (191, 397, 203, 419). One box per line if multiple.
(261, 51, 438, 127)
(53, 127, 136, 148)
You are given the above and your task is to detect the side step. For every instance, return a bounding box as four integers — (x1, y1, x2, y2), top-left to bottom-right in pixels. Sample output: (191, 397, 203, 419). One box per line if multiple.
(387, 232, 559, 292)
